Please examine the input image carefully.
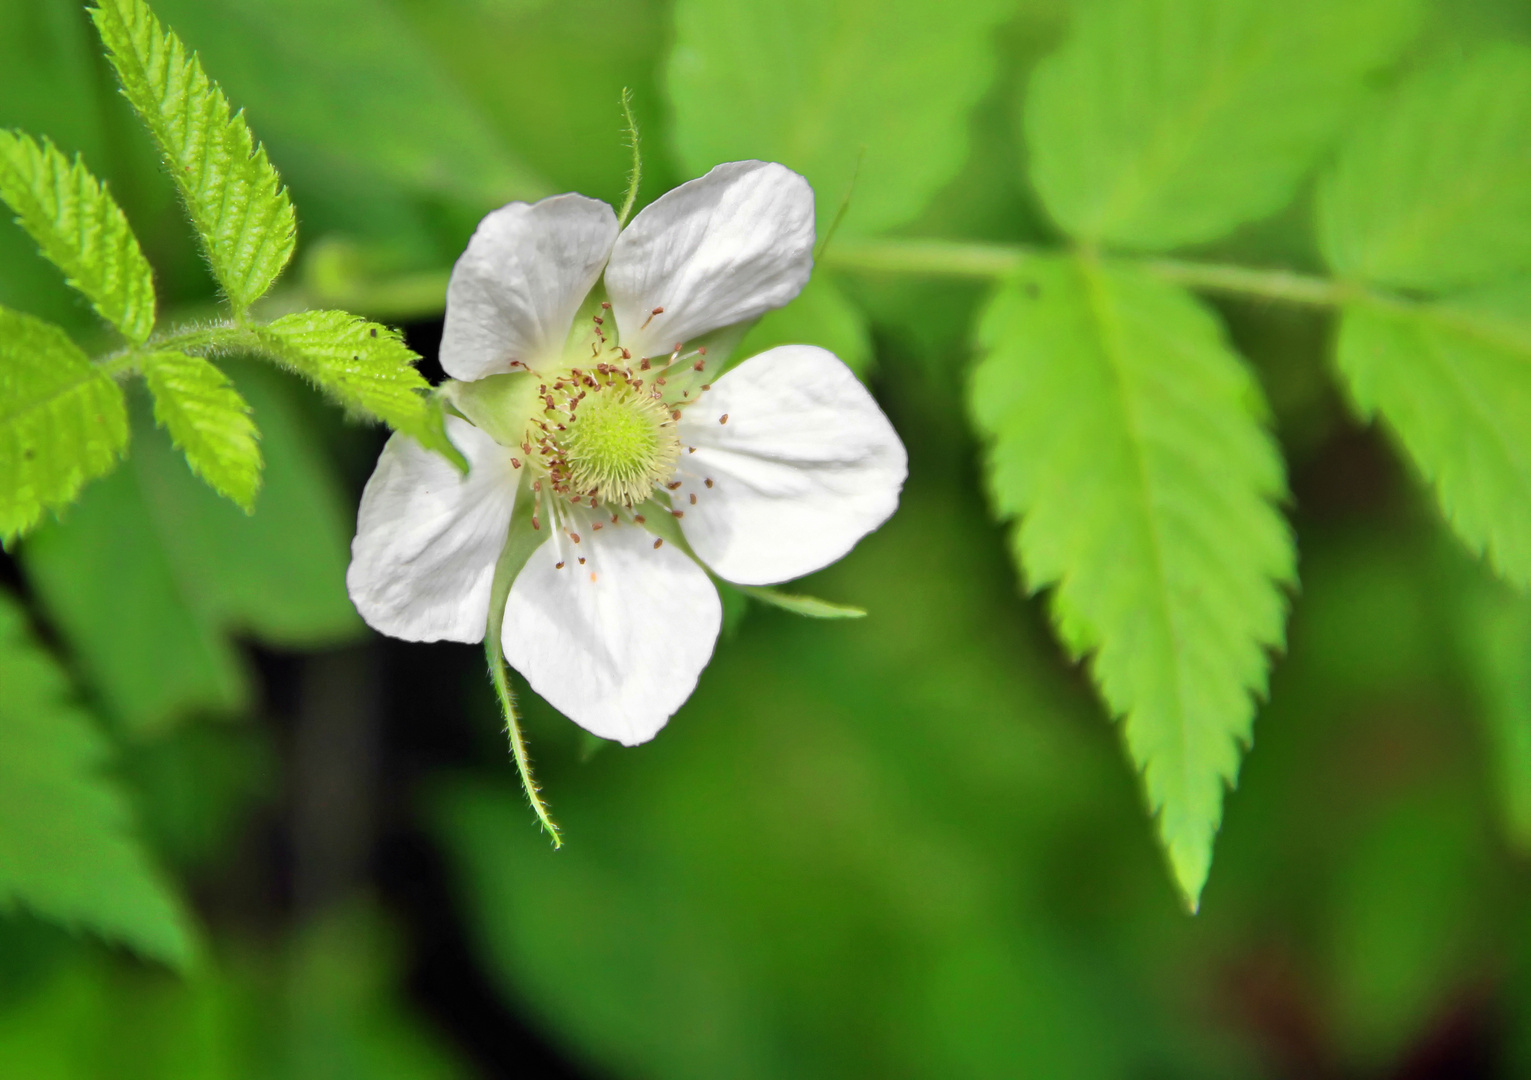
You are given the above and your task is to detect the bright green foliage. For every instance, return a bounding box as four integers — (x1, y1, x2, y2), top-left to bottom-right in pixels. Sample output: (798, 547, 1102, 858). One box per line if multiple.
(1336, 287, 1531, 588)
(741, 587, 866, 619)
(0, 131, 156, 342)
(0, 306, 127, 546)
(969, 258, 1294, 908)
(0, 588, 195, 967)
(23, 368, 360, 736)
(1025, 0, 1422, 251)
(737, 274, 873, 378)
(1319, 46, 1531, 292)
(142, 350, 260, 510)
(90, 0, 295, 314)
(667, 0, 1012, 235)
(256, 310, 454, 460)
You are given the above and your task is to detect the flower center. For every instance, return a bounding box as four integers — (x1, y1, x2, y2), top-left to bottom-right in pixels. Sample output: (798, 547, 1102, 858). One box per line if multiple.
(560, 382, 679, 507)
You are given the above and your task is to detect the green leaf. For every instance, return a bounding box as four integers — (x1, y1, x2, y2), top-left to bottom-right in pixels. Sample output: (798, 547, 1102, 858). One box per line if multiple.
(741, 586, 866, 620)
(968, 257, 1294, 908)
(141, 350, 260, 510)
(736, 274, 873, 379)
(1319, 45, 1531, 292)
(0, 131, 156, 342)
(255, 310, 456, 461)
(667, 0, 1012, 235)
(1335, 285, 1531, 588)
(0, 306, 127, 546)
(1024, 0, 1423, 251)
(0, 587, 195, 967)
(23, 365, 360, 736)
(90, 0, 296, 313)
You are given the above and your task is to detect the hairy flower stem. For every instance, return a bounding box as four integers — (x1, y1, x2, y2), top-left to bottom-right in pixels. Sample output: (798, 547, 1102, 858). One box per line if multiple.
(486, 487, 562, 846)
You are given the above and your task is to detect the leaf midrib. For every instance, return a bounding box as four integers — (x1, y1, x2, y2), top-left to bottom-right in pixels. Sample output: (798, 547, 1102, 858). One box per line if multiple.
(1077, 259, 1197, 819)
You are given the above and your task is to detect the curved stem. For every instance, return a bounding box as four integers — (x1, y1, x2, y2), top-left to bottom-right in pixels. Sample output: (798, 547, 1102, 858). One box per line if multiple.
(486, 486, 561, 846)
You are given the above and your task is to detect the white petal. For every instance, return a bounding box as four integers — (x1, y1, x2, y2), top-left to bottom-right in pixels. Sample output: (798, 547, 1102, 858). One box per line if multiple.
(440, 194, 618, 381)
(347, 417, 520, 643)
(674, 345, 907, 586)
(502, 522, 721, 746)
(605, 161, 814, 360)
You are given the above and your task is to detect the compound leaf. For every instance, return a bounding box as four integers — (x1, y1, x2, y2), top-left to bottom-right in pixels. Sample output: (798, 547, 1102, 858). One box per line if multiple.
(90, 0, 295, 313)
(141, 350, 260, 510)
(0, 130, 156, 342)
(0, 306, 127, 546)
(1024, 0, 1422, 251)
(668, 0, 1012, 235)
(255, 310, 456, 462)
(0, 587, 195, 967)
(1336, 285, 1531, 587)
(969, 257, 1294, 908)
(1319, 45, 1531, 292)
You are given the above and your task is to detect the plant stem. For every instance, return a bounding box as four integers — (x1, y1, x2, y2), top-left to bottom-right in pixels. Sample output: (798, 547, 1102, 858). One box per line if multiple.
(485, 491, 561, 846)
(822, 238, 1353, 308)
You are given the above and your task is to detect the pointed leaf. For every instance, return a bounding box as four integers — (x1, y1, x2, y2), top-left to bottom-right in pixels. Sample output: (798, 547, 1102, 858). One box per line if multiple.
(141, 350, 260, 510)
(969, 258, 1294, 907)
(1025, 0, 1423, 250)
(1319, 45, 1531, 292)
(0, 587, 196, 967)
(90, 0, 295, 313)
(0, 306, 127, 545)
(1336, 285, 1531, 587)
(0, 130, 156, 342)
(255, 310, 456, 461)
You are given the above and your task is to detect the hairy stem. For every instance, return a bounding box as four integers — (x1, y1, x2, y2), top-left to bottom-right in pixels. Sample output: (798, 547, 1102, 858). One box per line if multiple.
(486, 488, 561, 846)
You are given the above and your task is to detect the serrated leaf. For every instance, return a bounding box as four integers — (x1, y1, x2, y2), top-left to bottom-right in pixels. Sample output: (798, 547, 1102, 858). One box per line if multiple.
(1335, 286, 1531, 587)
(0, 306, 127, 545)
(0, 130, 156, 342)
(255, 310, 456, 461)
(90, 0, 295, 313)
(141, 350, 260, 510)
(1319, 46, 1531, 292)
(1024, 0, 1422, 251)
(23, 365, 360, 736)
(741, 586, 866, 620)
(0, 588, 196, 967)
(668, 0, 1011, 235)
(969, 258, 1294, 908)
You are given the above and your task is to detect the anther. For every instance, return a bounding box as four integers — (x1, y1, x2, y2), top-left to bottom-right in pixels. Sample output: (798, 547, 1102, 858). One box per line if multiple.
(601, 301, 611, 309)
(671, 410, 682, 420)
(556, 561, 565, 570)
(634, 514, 646, 523)
(671, 510, 684, 518)
(719, 413, 729, 424)
(570, 533, 581, 544)
(532, 515, 541, 530)
(704, 477, 714, 487)
(653, 538, 663, 549)
(511, 458, 521, 468)
(640, 358, 651, 370)
(666, 481, 682, 490)
(579, 557, 586, 565)
(640, 306, 664, 330)
(689, 493, 697, 504)
(701, 384, 711, 391)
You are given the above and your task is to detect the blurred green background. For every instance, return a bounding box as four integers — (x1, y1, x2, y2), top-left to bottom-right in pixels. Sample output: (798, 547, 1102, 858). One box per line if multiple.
(5, 0, 1531, 1076)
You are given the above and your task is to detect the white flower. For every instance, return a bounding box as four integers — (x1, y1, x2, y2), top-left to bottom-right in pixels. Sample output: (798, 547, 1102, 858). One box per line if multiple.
(347, 161, 907, 745)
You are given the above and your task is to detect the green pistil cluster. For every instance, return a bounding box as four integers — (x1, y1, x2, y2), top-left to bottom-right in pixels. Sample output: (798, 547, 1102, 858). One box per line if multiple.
(561, 381, 680, 507)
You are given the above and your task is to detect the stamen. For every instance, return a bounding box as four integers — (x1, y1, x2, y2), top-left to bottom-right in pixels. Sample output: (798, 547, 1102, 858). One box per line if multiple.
(653, 538, 663, 549)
